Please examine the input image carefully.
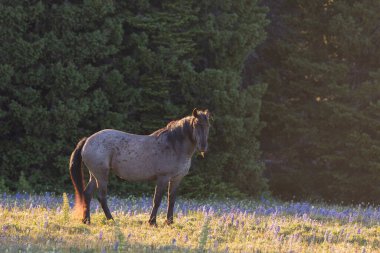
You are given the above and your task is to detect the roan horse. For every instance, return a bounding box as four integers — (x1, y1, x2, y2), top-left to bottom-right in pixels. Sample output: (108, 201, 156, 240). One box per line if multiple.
(69, 109, 210, 225)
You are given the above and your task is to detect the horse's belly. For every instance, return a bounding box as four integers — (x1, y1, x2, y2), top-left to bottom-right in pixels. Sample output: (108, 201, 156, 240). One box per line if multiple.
(112, 164, 157, 181)
(111, 152, 165, 181)
(111, 154, 191, 181)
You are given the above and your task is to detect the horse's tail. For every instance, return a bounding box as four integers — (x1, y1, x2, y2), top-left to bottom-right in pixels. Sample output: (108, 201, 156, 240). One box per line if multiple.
(69, 137, 87, 217)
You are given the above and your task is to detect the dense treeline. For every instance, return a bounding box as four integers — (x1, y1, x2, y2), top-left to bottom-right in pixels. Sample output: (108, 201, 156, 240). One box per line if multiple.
(0, 0, 268, 197)
(1, 0, 379, 204)
(256, 0, 380, 203)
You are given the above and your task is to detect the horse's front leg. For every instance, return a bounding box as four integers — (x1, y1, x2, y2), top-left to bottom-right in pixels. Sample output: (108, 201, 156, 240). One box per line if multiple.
(166, 177, 183, 225)
(148, 177, 169, 226)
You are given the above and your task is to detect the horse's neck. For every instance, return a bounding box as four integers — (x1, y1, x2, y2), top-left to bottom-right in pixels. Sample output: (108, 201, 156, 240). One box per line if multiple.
(181, 137, 196, 157)
(179, 119, 196, 157)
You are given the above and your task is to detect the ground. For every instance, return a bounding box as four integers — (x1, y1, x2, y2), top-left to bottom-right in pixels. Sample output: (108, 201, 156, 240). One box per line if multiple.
(0, 193, 379, 252)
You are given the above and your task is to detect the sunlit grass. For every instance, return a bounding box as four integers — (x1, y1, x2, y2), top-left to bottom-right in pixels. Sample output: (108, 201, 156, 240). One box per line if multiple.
(1, 193, 380, 252)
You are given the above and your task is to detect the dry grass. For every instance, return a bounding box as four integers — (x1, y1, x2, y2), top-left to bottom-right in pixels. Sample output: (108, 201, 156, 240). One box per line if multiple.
(1, 193, 380, 252)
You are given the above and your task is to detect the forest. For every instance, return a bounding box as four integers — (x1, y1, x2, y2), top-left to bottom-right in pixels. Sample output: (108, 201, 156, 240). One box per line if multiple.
(1, 0, 379, 204)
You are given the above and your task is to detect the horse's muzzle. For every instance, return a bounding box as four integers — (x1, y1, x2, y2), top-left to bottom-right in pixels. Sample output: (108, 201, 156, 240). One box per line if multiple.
(198, 143, 208, 158)
(199, 148, 207, 158)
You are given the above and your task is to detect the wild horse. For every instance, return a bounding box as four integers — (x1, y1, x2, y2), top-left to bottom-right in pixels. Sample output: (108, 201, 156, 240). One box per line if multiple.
(69, 109, 210, 225)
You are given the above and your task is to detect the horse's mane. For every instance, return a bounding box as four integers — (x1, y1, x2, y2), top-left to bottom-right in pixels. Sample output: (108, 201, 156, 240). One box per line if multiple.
(150, 116, 194, 145)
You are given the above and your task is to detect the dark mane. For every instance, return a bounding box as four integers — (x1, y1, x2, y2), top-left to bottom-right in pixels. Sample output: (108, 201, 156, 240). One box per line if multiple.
(150, 116, 194, 146)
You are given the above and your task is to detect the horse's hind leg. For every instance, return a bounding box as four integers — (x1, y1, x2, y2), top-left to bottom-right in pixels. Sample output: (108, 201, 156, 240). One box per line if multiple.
(96, 170, 113, 220)
(83, 174, 97, 224)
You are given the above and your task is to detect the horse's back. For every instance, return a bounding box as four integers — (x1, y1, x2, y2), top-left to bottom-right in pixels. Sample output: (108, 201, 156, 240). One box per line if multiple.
(81, 129, 145, 167)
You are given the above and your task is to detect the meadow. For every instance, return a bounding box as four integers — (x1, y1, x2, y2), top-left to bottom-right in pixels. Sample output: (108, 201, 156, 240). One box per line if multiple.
(1, 193, 380, 252)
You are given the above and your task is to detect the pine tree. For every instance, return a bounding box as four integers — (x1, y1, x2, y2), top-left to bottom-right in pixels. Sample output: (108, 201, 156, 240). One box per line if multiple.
(256, 0, 380, 203)
(0, 0, 269, 197)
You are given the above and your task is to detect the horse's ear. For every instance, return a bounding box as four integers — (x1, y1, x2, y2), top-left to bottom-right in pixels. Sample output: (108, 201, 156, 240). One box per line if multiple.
(192, 108, 198, 117)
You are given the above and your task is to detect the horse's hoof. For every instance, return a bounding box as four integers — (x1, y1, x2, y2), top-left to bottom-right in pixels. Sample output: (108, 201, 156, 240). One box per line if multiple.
(148, 221, 158, 227)
(165, 220, 174, 225)
(82, 218, 91, 225)
(105, 218, 115, 224)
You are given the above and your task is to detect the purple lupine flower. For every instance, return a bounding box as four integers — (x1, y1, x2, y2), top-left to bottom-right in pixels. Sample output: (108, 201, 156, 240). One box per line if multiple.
(324, 230, 329, 242)
(184, 234, 188, 243)
(113, 241, 119, 251)
(99, 230, 103, 240)
(274, 226, 280, 236)
(2, 225, 8, 232)
(230, 214, 234, 225)
(328, 231, 333, 243)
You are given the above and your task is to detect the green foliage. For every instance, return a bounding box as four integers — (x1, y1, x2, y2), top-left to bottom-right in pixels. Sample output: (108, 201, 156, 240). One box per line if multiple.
(0, 0, 268, 197)
(256, 0, 380, 203)
(62, 192, 70, 223)
(0, 177, 9, 193)
(198, 216, 211, 251)
(16, 171, 33, 193)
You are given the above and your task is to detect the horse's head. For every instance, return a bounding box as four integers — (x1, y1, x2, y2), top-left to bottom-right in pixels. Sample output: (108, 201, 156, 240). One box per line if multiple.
(191, 108, 210, 157)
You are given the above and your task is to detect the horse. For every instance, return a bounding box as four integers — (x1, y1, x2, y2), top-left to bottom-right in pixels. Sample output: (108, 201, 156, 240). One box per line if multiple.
(69, 108, 210, 225)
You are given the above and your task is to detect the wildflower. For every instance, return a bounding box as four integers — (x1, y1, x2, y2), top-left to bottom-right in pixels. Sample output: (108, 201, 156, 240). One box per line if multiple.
(2, 225, 8, 232)
(230, 214, 235, 225)
(328, 232, 333, 243)
(62, 193, 70, 222)
(172, 238, 176, 246)
(99, 230, 103, 240)
(324, 230, 329, 242)
(198, 217, 210, 251)
(214, 240, 219, 249)
(202, 205, 207, 214)
(113, 241, 119, 251)
(274, 226, 280, 236)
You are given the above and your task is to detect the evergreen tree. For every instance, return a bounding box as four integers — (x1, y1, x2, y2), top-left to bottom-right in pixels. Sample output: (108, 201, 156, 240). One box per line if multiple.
(256, 0, 380, 203)
(0, 0, 268, 197)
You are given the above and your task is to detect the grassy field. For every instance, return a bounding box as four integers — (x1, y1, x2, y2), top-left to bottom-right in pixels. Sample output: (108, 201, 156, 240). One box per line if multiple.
(1, 193, 380, 252)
